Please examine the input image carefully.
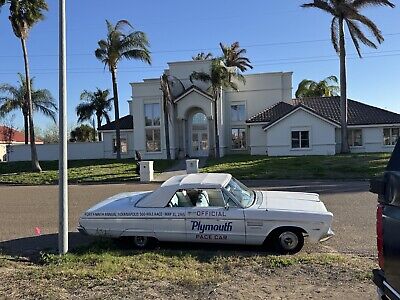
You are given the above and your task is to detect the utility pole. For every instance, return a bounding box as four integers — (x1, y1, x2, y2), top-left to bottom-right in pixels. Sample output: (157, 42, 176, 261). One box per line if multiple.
(58, 0, 68, 254)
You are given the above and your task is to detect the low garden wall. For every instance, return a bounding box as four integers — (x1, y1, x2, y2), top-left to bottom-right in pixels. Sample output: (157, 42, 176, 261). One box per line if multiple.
(7, 142, 105, 162)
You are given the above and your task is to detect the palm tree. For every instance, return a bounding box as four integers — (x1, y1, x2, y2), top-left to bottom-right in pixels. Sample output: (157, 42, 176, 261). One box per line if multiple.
(295, 76, 339, 98)
(76, 88, 112, 141)
(301, 0, 395, 153)
(159, 74, 184, 160)
(0, 0, 48, 171)
(190, 59, 243, 158)
(160, 74, 173, 160)
(219, 41, 253, 72)
(192, 52, 213, 60)
(0, 73, 57, 144)
(95, 19, 151, 159)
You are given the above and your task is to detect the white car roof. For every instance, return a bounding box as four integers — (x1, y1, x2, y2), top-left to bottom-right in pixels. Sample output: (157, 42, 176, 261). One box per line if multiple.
(137, 173, 232, 208)
(161, 173, 232, 189)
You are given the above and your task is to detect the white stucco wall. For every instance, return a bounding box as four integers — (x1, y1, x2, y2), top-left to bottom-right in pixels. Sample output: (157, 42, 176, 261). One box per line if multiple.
(8, 142, 106, 162)
(249, 125, 268, 155)
(265, 109, 337, 156)
(335, 126, 398, 154)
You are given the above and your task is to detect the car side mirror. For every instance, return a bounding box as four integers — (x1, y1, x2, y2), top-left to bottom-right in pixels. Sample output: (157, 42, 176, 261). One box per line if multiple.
(224, 202, 230, 210)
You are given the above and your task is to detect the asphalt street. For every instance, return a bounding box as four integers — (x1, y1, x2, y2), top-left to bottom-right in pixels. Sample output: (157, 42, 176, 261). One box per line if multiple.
(0, 180, 376, 257)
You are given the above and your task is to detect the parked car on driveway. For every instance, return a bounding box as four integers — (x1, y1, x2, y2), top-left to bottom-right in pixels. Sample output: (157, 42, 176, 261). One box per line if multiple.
(371, 140, 400, 300)
(78, 173, 334, 254)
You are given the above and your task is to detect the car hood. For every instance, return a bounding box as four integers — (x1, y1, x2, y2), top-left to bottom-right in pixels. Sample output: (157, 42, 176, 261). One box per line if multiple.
(82, 191, 152, 218)
(261, 191, 329, 213)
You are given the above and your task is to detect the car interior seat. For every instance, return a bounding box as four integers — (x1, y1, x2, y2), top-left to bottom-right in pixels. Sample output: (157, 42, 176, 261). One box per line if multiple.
(177, 191, 193, 207)
(196, 190, 209, 207)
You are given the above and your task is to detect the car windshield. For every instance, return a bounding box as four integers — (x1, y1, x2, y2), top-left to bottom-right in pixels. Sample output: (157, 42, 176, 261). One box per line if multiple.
(224, 177, 254, 208)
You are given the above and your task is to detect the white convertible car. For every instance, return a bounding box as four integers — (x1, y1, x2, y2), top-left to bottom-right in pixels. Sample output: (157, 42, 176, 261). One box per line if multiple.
(78, 173, 334, 254)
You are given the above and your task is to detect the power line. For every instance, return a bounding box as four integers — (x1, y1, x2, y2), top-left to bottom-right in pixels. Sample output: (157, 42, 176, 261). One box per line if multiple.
(0, 51, 399, 76)
(0, 32, 399, 59)
(1, 48, 399, 73)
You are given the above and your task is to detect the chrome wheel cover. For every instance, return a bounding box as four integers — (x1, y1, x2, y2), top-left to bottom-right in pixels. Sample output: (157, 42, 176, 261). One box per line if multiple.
(279, 231, 299, 250)
(134, 236, 148, 247)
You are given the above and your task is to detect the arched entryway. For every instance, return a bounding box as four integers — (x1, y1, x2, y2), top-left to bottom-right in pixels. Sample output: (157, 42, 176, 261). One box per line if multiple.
(190, 111, 209, 157)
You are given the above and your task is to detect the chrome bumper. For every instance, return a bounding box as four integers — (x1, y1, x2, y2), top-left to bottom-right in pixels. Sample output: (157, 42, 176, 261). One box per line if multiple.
(319, 228, 335, 242)
(77, 225, 88, 235)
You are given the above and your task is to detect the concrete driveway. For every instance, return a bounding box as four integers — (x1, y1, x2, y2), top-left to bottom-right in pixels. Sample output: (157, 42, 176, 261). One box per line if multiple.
(0, 180, 376, 257)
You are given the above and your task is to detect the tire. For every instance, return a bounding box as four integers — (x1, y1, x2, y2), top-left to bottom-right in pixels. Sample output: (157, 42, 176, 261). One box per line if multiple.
(132, 236, 156, 249)
(273, 229, 304, 255)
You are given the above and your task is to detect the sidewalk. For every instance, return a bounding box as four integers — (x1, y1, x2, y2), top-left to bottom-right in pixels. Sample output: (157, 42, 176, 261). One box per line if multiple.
(154, 158, 207, 182)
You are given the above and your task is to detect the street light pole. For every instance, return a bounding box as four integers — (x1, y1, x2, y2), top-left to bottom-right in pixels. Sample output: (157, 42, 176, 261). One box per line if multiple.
(58, 0, 68, 255)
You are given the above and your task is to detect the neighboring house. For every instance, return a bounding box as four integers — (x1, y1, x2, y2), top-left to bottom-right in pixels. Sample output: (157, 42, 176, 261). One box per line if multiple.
(0, 126, 43, 161)
(246, 97, 400, 156)
(97, 115, 134, 159)
(98, 59, 400, 159)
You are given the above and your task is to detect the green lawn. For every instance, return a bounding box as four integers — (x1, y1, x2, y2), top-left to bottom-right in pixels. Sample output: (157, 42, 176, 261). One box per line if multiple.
(202, 153, 391, 180)
(0, 159, 173, 185)
(0, 240, 374, 298)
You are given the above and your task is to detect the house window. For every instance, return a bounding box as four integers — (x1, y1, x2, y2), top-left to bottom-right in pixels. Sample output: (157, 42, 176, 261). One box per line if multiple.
(384, 128, 399, 146)
(231, 104, 245, 122)
(231, 128, 246, 149)
(348, 129, 363, 147)
(144, 103, 161, 152)
(113, 138, 128, 154)
(145, 129, 161, 152)
(291, 131, 309, 149)
(144, 103, 161, 126)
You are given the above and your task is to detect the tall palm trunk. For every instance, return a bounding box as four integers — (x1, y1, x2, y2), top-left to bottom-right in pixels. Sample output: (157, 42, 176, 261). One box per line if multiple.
(213, 89, 220, 158)
(96, 114, 102, 141)
(21, 38, 41, 172)
(110, 67, 121, 159)
(23, 113, 29, 144)
(164, 106, 171, 160)
(339, 18, 350, 153)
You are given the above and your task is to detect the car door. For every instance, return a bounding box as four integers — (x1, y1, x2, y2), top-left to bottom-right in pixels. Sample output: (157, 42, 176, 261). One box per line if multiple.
(185, 188, 245, 244)
(153, 190, 190, 242)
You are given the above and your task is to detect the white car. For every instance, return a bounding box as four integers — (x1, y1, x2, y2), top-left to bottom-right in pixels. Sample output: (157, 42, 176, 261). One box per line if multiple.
(78, 173, 334, 254)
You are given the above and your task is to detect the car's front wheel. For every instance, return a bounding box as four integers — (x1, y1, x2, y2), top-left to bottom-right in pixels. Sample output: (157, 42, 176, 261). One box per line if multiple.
(132, 236, 156, 249)
(273, 229, 304, 255)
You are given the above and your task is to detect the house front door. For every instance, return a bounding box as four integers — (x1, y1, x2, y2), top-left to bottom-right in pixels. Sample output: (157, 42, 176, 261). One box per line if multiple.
(192, 131, 208, 157)
(190, 112, 209, 157)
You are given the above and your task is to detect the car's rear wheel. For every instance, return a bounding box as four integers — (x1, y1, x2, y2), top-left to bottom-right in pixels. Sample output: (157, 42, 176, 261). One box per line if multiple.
(272, 228, 304, 255)
(132, 236, 156, 249)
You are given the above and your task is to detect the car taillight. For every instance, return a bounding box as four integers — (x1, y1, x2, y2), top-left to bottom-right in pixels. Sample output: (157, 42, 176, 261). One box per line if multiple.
(377, 203, 384, 269)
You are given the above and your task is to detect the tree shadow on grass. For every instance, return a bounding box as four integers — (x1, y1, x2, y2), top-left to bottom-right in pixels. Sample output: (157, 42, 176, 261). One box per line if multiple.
(0, 233, 275, 264)
(0, 232, 95, 260)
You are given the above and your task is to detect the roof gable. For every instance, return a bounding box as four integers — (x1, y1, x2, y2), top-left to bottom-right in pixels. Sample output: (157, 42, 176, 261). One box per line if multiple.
(262, 105, 340, 131)
(173, 85, 213, 103)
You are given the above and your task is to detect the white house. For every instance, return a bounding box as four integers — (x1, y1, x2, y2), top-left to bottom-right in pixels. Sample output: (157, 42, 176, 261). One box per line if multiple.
(98, 59, 400, 159)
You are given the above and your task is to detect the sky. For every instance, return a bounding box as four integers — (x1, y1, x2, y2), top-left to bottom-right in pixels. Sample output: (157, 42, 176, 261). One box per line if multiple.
(0, 0, 399, 131)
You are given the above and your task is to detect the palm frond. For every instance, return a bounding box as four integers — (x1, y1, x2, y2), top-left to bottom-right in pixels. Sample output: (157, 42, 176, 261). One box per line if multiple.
(122, 49, 151, 64)
(192, 52, 213, 60)
(353, 0, 395, 9)
(189, 71, 211, 83)
(331, 16, 340, 54)
(301, 0, 336, 15)
(349, 13, 384, 44)
(346, 19, 377, 57)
